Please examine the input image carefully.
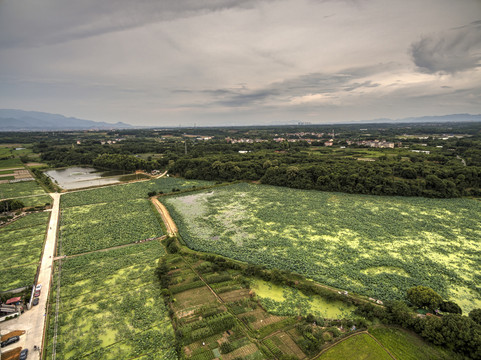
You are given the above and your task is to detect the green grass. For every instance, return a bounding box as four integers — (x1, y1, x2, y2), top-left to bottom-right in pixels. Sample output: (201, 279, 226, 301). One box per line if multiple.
(0, 180, 46, 198)
(0, 170, 14, 175)
(59, 198, 164, 255)
(368, 326, 463, 360)
(319, 333, 392, 360)
(44, 241, 177, 360)
(163, 183, 481, 313)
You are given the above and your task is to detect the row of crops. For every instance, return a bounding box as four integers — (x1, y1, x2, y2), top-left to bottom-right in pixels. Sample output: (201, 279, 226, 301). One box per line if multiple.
(0, 211, 50, 291)
(45, 241, 177, 360)
(162, 183, 481, 313)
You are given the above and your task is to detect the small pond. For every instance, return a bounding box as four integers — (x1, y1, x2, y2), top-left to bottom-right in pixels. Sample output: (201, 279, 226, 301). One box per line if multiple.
(45, 167, 130, 190)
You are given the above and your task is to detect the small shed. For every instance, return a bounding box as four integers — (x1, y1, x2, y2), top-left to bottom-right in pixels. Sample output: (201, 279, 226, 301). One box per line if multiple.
(5, 297, 22, 305)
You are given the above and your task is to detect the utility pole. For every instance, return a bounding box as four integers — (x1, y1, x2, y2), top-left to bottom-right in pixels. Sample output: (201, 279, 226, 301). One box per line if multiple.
(184, 141, 187, 155)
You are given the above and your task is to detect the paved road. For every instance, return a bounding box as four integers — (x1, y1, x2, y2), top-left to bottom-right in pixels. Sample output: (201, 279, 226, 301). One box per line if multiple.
(0, 192, 61, 359)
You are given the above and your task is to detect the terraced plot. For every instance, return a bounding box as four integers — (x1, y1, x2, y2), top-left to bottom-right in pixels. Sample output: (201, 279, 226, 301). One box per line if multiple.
(45, 241, 177, 360)
(163, 183, 481, 312)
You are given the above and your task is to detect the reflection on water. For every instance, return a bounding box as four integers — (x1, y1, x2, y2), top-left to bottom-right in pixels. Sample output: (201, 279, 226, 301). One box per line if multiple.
(45, 167, 129, 190)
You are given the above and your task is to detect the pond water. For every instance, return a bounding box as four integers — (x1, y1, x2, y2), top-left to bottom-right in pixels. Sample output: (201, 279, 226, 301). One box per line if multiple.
(45, 167, 129, 190)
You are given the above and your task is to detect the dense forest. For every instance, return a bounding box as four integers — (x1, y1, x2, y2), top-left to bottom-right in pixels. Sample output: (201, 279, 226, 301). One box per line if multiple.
(4, 122, 480, 198)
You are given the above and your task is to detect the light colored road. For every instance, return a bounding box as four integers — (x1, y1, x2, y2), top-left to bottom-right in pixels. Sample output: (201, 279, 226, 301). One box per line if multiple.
(151, 197, 177, 236)
(0, 192, 61, 359)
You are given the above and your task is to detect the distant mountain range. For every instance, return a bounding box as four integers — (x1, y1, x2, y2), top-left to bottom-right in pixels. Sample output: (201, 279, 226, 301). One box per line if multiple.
(0, 109, 133, 131)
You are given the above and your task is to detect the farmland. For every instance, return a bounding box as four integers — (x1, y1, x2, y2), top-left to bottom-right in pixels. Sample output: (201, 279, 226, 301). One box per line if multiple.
(162, 183, 481, 313)
(0, 180, 46, 199)
(318, 333, 392, 360)
(58, 177, 213, 255)
(251, 279, 354, 319)
(368, 326, 461, 360)
(60, 177, 213, 207)
(44, 241, 177, 360)
(59, 198, 164, 255)
(0, 211, 49, 291)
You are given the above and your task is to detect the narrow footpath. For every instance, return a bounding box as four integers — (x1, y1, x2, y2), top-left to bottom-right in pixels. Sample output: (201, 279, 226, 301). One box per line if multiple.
(0, 192, 61, 360)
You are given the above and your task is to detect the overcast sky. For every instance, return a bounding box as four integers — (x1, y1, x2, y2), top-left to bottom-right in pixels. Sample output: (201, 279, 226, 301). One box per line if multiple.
(0, 0, 480, 126)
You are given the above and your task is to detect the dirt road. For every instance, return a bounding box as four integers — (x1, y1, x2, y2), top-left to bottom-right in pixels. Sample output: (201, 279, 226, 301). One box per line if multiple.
(0, 192, 61, 360)
(151, 197, 178, 236)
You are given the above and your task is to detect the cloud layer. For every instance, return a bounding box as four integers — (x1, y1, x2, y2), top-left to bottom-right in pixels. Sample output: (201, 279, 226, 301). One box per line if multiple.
(0, 0, 480, 126)
(411, 21, 481, 74)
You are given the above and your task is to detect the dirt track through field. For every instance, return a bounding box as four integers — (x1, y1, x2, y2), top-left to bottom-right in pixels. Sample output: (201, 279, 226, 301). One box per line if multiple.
(151, 197, 178, 236)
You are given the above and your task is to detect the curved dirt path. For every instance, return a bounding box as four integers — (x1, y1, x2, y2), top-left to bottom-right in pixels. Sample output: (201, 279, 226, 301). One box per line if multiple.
(151, 197, 178, 236)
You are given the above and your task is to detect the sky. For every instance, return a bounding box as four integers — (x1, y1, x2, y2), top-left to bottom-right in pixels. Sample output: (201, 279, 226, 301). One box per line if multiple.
(0, 0, 480, 127)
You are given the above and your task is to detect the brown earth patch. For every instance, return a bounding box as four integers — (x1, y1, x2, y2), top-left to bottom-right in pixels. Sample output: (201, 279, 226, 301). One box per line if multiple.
(1, 330, 25, 342)
(0, 346, 22, 360)
(219, 289, 250, 302)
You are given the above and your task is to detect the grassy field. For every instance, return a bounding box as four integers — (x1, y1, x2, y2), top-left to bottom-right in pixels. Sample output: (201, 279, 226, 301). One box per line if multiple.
(163, 183, 481, 313)
(44, 241, 177, 360)
(0, 212, 49, 291)
(0, 180, 46, 198)
(59, 198, 164, 255)
(368, 326, 463, 360)
(318, 333, 392, 360)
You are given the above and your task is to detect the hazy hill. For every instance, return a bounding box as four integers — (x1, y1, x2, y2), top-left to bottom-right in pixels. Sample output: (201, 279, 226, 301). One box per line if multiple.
(0, 109, 133, 131)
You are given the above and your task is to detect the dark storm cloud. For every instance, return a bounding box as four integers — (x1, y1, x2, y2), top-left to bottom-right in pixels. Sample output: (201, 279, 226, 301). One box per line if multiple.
(411, 20, 481, 74)
(0, 0, 271, 48)
(205, 68, 383, 107)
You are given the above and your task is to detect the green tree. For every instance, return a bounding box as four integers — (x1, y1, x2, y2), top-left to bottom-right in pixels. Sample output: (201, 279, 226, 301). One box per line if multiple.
(469, 308, 481, 325)
(407, 286, 443, 310)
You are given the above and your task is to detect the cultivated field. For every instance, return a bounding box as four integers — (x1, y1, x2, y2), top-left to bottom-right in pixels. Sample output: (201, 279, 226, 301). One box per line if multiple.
(0, 211, 49, 291)
(163, 183, 481, 312)
(61, 177, 213, 207)
(318, 333, 392, 360)
(0, 180, 46, 198)
(368, 326, 460, 360)
(58, 177, 213, 255)
(45, 241, 177, 360)
(59, 199, 164, 255)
